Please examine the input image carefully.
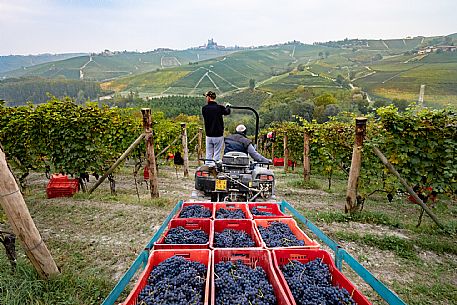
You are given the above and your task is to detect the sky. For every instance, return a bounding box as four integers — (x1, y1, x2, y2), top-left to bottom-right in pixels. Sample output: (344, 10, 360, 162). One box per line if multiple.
(0, 0, 456, 55)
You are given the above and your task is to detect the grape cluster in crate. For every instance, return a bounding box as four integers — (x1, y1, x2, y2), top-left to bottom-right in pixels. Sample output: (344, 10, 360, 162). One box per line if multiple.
(122, 202, 371, 305)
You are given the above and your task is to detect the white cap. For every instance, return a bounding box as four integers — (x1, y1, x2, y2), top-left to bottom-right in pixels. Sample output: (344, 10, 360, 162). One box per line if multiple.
(236, 124, 246, 133)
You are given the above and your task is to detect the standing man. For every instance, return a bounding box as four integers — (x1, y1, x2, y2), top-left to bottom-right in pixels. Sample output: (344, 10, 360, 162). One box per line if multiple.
(202, 91, 231, 163)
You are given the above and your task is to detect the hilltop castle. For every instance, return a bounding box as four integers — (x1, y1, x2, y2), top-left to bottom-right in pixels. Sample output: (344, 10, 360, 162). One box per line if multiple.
(198, 39, 225, 50)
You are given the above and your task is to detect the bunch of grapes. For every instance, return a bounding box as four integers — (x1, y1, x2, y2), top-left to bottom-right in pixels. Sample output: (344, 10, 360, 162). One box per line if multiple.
(214, 229, 255, 248)
(179, 205, 211, 218)
(281, 259, 357, 305)
(216, 208, 246, 219)
(137, 255, 207, 305)
(257, 221, 305, 247)
(215, 260, 277, 305)
(251, 207, 275, 216)
(165, 226, 208, 244)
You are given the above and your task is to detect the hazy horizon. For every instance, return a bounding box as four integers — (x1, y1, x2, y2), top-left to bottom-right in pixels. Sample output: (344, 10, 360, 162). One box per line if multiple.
(1, 0, 456, 56)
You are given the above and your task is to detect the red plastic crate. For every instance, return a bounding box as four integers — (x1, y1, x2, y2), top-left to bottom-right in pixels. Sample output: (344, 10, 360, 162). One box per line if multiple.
(213, 202, 252, 219)
(212, 249, 292, 305)
(273, 158, 295, 167)
(122, 249, 211, 305)
(46, 174, 79, 199)
(254, 218, 319, 249)
(154, 218, 213, 249)
(211, 219, 263, 249)
(175, 202, 214, 219)
(248, 202, 291, 219)
(272, 249, 372, 305)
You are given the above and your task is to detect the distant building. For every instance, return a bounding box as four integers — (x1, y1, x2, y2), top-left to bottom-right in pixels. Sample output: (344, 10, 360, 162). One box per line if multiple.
(100, 49, 114, 56)
(197, 38, 226, 50)
(417, 45, 457, 54)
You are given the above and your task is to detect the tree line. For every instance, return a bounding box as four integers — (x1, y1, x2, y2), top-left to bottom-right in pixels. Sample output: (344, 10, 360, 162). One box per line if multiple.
(0, 77, 106, 105)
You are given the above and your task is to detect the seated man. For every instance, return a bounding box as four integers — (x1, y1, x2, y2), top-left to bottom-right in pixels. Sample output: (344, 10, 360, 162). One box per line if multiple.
(224, 124, 272, 164)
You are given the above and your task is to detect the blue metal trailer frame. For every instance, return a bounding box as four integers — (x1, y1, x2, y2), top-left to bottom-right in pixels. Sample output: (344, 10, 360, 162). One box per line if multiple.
(102, 200, 407, 305)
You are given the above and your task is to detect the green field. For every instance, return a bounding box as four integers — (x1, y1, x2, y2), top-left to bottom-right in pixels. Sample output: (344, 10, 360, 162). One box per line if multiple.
(260, 73, 338, 91)
(354, 53, 457, 105)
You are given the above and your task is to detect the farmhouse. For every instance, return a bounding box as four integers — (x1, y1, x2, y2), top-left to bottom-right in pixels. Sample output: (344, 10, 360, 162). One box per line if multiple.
(417, 45, 457, 54)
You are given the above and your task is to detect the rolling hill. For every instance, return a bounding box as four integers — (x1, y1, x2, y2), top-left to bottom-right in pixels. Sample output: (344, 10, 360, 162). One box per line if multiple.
(353, 52, 457, 105)
(2, 34, 457, 107)
(0, 53, 86, 74)
(102, 43, 334, 96)
(0, 49, 236, 81)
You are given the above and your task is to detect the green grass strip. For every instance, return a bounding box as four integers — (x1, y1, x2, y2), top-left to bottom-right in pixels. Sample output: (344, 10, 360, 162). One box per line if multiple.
(0, 258, 114, 305)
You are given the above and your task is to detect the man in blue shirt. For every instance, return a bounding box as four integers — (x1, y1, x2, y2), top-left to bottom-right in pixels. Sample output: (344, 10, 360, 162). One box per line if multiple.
(202, 91, 231, 163)
(224, 124, 272, 164)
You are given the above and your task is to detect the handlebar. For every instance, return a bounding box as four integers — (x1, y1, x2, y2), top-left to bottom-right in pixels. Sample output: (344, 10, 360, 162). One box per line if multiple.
(228, 106, 260, 147)
(198, 158, 216, 162)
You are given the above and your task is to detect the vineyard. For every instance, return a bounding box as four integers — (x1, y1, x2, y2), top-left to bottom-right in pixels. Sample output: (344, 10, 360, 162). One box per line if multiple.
(260, 106, 457, 199)
(0, 98, 201, 185)
(0, 97, 457, 305)
(0, 98, 455, 201)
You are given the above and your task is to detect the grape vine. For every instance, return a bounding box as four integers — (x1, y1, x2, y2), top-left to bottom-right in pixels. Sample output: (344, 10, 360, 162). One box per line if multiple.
(260, 105, 457, 196)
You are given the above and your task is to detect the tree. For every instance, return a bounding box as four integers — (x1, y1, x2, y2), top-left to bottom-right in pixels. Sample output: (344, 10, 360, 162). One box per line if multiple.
(392, 98, 409, 112)
(372, 53, 383, 61)
(373, 99, 387, 109)
(314, 93, 337, 107)
(320, 104, 340, 123)
(290, 99, 314, 122)
(272, 103, 291, 122)
(335, 74, 345, 85)
(76, 89, 85, 104)
(325, 51, 330, 58)
(356, 99, 369, 114)
(249, 79, 256, 89)
(318, 51, 324, 59)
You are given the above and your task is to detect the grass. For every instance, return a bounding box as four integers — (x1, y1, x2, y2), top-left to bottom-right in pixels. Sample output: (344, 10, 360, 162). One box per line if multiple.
(334, 231, 418, 259)
(73, 192, 174, 207)
(331, 229, 457, 258)
(301, 209, 404, 229)
(390, 258, 457, 305)
(393, 282, 457, 305)
(286, 177, 322, 189)
(0, 254, 113, 305)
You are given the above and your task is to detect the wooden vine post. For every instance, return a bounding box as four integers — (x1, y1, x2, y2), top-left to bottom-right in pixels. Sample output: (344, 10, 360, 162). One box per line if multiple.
(0, 145, 60, 278)
(181, 123, 189, 177)
(283, 131, 289, 173)
(197, 128, 203, 165)
(372, 146, 445, 230)
(142, 108, 159, 198)
(345, 117, 367, 213)
(303, 131, 310, 182)
(271, 139, 275, 161)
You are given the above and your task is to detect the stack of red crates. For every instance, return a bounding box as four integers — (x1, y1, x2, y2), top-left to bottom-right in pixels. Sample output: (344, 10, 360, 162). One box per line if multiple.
(46, 174, 79, 199)
(122, 201, 372, 305)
